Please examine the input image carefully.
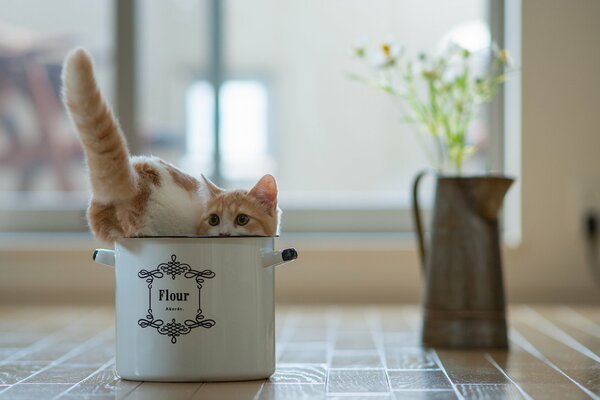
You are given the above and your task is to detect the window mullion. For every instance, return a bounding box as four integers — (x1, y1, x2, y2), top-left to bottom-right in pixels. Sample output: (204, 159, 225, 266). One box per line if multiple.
(115, 0, 138, 154)
(209, 0, 225, 186)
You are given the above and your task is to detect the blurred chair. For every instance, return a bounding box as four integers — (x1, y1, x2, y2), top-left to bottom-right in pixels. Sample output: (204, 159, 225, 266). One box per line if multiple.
(0, 23, 82, 192)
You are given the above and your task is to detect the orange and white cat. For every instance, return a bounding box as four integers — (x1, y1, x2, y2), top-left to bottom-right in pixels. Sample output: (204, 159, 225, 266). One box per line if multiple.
(62, 48, 280, 242)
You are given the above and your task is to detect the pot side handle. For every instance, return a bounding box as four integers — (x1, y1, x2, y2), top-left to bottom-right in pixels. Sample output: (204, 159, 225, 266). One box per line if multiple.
(262, 248, 298, 269)
(93, 249, 115, 267)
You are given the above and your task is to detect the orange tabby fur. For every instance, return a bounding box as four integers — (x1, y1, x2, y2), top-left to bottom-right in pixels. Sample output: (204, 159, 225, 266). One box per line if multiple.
(62, 48, 279, 242)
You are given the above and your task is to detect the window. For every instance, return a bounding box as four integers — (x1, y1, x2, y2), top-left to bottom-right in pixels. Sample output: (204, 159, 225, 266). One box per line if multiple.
(0, 0, 502, 234)
(185, 79, 272, 183)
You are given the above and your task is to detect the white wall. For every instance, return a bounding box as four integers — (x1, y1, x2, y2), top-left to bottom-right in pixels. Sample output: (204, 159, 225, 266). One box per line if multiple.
(504, 0, 600, 303)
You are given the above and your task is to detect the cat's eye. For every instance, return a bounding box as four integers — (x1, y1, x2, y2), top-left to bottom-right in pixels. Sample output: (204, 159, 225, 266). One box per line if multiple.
(208, 214, 220, 226)
(236, 214, 250, 226)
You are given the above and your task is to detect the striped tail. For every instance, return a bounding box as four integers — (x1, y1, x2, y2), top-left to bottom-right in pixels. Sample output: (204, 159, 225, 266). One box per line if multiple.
(62, 48, 137, 203)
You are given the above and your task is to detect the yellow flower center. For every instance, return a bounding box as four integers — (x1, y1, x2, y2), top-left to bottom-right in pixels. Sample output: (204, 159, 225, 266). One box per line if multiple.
(382, 43, 391, 57)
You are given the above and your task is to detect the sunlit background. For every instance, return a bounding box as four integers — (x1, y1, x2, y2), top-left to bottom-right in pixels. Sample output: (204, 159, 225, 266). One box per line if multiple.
(0, 0, 494, 215)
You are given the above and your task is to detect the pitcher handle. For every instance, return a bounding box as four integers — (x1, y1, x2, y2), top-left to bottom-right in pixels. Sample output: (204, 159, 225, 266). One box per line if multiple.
(412, 170, 429, 275)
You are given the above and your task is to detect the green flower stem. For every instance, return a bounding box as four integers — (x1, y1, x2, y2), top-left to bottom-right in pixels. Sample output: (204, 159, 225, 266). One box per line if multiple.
(350, 43, 511, 174)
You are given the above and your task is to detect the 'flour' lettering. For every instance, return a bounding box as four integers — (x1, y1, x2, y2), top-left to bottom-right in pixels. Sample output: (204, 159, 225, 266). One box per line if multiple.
(158, 289, 190, 302)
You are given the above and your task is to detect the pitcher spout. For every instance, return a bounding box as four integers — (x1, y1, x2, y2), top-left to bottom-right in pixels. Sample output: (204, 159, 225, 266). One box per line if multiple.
(461, 176, 514, 221)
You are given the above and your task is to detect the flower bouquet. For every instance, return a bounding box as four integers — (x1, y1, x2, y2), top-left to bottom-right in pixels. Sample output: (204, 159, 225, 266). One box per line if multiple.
(349, 42, 513, 174)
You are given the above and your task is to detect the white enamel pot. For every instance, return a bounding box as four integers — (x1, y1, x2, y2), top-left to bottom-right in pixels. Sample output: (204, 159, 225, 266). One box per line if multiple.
(93, 236, 297, 382)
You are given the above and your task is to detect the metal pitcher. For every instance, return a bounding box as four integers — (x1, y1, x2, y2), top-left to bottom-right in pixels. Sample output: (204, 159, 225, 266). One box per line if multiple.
(412, 172, 514, 348)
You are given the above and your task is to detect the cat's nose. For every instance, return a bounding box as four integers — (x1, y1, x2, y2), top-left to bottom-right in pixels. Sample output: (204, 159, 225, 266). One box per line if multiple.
(219, 233, 231, 237)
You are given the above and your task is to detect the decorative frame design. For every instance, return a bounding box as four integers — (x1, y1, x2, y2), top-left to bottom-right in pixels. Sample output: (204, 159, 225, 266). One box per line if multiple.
(137, 254, 215, 343)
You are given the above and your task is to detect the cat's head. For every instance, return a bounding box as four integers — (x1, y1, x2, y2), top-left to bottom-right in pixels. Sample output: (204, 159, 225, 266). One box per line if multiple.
(197, 174, 280, 237)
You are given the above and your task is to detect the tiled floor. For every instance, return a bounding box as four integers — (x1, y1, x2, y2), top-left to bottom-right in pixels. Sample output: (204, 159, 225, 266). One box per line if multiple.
(0, 305, 599, 399)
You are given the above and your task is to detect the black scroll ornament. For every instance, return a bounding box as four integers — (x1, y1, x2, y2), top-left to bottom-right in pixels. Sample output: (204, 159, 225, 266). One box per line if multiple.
(137, 254, 216, 343)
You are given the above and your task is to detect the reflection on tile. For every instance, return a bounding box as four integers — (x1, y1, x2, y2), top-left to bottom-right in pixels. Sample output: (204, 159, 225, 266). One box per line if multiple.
(388, 370, 452, 390)
(384, 332, 421, 349)
(537, 308, 600, 354)
(289, 329, 328, 343)
(269, 364, 327, 384)
(393, 390, 457, 400)
(278, 346, 328, 364)
(331, 351, 383, 368)
(386, 348, 437, 370)
(63, 343, 114, 366)
(488, 348, 591, 398)
(456, 384, 526, 399)
(0, 362, 48, 385)
(327, 369, 389, 394)
(192, 381, 262, 400)
(511, 317, 600, 395)
(0, 333, 46, 347)
(560, 367, 600, 396)
(380, 312, 410, 332)
(126, 382, 203, 400)
(12, 345, 75, 363)
(22, 364, 99, 384)
(335, 331, 376, 350)
(0, 383, 72, 399)
(65, 366, 139, 398)
(337, 315, 370, 331)
(0, 349, 20, 361)
(259, 383, 325, 399)
(329, 396, 393, 400)
(0, 306, 597, 399)
(436, 351, 509, 384)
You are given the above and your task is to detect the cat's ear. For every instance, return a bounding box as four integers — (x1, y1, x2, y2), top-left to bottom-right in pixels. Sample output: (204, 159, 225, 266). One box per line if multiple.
(201, 174, 223, 197)
(249, 174, 278, 213)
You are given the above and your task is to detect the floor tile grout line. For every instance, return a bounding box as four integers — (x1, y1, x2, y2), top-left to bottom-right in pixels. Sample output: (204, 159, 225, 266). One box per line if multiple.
(484, 352, 534, 400)
(430, 350, 465, 400)
(521, 306, 600, 363)
(51, 357, 116, 400)
(509, 328, 600, 400)
(0, 327, 113, 396)
(559, 306, 600, 338)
